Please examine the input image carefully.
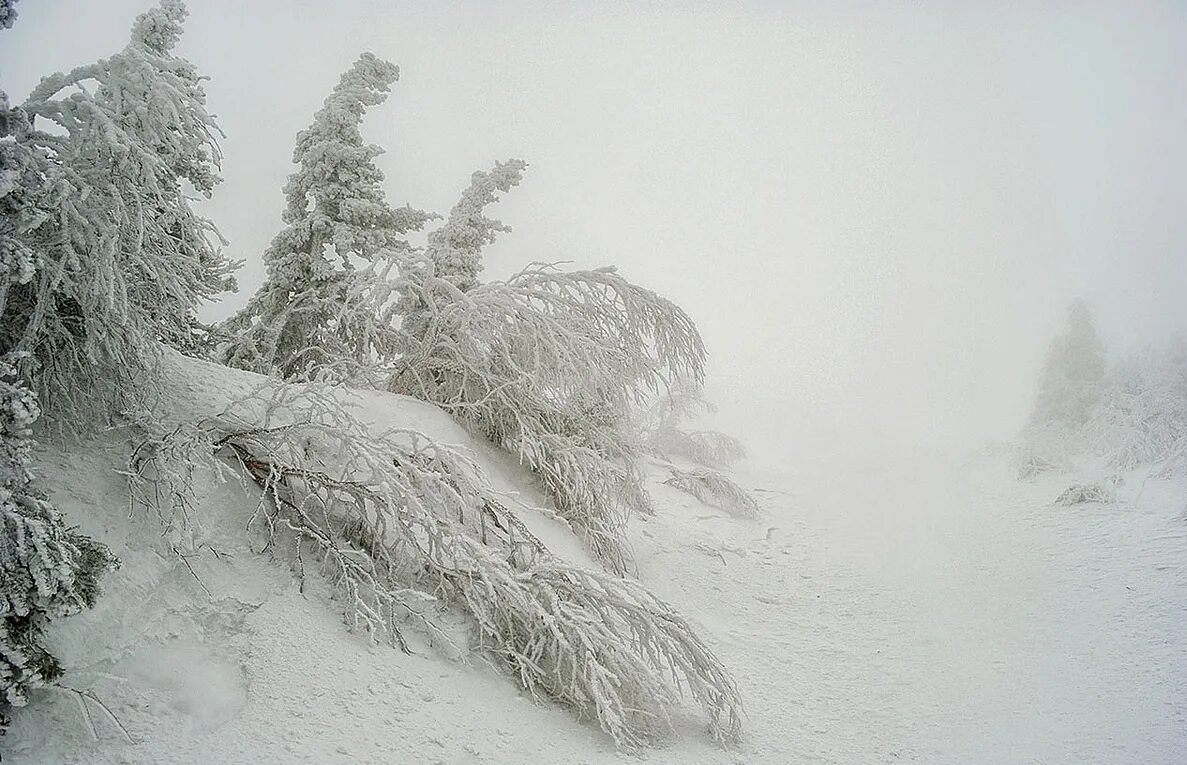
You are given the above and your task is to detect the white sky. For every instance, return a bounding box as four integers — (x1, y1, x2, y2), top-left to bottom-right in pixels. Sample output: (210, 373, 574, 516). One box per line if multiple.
(3, 0, 1185, 458)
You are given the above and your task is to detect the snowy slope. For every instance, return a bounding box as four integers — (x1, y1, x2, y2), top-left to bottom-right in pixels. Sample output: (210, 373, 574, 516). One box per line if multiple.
(4, 354, 1186, 764)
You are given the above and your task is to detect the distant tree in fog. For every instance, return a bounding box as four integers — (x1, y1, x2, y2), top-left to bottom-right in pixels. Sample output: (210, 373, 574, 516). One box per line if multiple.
(1027, 299, 1106, 432)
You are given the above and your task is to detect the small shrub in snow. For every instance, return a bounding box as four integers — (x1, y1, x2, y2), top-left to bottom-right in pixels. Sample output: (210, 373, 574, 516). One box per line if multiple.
(1015, 453, 1058, 481)
(129, 382, 742, 747)
(1053, 483, 1115, 506)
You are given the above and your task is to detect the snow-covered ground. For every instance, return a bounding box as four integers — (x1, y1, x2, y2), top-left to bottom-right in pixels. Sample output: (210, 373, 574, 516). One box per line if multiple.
(5, 357, 1186, 764)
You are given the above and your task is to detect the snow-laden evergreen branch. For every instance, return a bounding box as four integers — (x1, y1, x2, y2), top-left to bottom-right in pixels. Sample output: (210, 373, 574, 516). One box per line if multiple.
(2, 1, 236, 421)
(129, 381, 742, 748)
(393, 263, 706, 571)
(664, 468, 761, 518)
(0, 355, 117, 734)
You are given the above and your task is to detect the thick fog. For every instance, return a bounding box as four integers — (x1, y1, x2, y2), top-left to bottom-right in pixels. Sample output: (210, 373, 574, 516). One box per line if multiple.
(4, 0, 1185, 461)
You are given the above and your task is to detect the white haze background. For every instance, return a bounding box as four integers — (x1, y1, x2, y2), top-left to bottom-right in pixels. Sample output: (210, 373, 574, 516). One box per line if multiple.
(3, 0, 1185, 460)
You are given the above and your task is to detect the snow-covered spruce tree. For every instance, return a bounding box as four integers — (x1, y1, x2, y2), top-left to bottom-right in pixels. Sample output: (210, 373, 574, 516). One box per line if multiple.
(393, 170, 705, 571)
(129, 382, 742, 748)
(1, 0, 236, 421)
(217, 53, 431, 383)
(1, 354, 117, 735)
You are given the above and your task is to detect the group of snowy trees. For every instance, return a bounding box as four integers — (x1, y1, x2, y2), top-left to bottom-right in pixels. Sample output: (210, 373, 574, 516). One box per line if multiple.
(2, 1, 750, 746)
(210, 49, 720, 575)
(1021, 300, 1187, 478)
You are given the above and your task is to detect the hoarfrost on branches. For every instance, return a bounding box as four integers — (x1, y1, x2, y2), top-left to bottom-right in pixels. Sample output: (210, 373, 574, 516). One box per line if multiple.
(130, 382, 742, 748)
(393, 262, 706, 572)
(1, 0, 237, 421)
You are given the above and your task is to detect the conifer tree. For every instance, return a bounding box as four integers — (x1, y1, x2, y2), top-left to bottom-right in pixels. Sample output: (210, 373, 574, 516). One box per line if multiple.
(218, 53, 431, 381)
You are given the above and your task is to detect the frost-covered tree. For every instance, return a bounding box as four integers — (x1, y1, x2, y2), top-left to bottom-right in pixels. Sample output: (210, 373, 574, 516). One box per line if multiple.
(396, 159, 526, 344)
(217, 53, 431, 382)
(0, 0, 18, 30)
(1, 0, 236, 419)
(1027, 299, 1106, 433)
(1, 354, 117, 735)
(393, 165, 705, 570)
